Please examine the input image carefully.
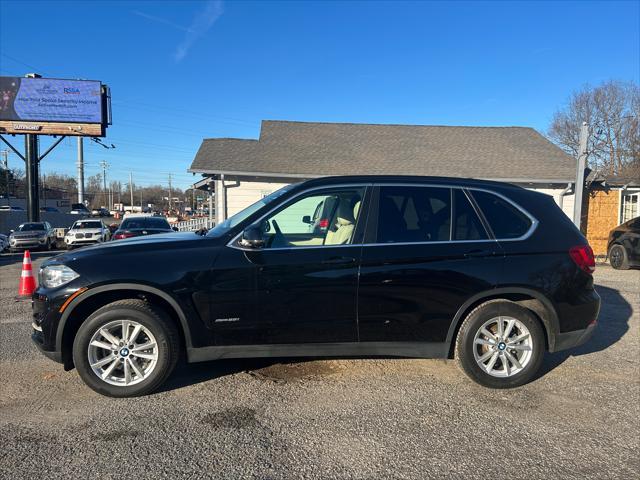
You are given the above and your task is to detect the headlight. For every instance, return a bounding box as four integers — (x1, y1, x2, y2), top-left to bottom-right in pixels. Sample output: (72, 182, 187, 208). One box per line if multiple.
(40, 265, 79, 288)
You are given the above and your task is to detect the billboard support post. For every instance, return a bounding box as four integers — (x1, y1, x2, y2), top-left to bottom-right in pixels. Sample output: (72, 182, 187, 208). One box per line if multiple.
(77, 137, 85, 204)
(24, 134, 40, 222)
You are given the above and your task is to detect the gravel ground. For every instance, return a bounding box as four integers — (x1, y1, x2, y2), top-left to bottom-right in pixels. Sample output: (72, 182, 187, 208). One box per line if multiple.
(0, 254, 638, 480)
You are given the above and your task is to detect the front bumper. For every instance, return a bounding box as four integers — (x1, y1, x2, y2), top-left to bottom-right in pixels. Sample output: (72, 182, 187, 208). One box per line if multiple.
(65, 238, 100, 246)
(31, 330, 62, 363)
(31, 291, 68, 365)
(10, 237, 48, 248)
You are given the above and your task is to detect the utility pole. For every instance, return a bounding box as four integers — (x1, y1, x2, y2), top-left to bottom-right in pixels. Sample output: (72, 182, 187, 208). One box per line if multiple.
(1, 150, 9, 206)
(129, 172, 134, 209)
(100, 160, 108, 209)
(573, 122, 589, 230)
(77, 137, 85, 204)
(168, 173, 173, 211)
(25, 134, 40, 222)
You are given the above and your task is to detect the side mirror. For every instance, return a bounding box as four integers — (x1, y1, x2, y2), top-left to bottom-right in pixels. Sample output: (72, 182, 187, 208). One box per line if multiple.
(302, 215, 312, 224)
(240, 226, 264, 249)
(9, 229, 14, 233)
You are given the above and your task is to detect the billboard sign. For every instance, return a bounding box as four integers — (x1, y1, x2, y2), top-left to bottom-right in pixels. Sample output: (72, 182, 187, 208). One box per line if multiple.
(0, 76, 109, 136)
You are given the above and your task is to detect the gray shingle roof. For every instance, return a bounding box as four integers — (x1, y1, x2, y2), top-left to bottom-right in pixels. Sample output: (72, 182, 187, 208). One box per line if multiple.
(189, 120, 576, 182)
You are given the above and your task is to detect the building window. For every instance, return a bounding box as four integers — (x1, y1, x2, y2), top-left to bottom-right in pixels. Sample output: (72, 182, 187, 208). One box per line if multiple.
(621, 191, 640, 224)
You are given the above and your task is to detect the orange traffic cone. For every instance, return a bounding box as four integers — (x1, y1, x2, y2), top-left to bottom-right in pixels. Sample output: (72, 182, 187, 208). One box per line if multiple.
(19, 250, 37, 296)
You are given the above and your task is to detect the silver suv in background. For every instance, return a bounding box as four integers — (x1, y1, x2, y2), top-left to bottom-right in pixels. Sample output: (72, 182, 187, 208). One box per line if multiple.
(8, 222, 56, 252)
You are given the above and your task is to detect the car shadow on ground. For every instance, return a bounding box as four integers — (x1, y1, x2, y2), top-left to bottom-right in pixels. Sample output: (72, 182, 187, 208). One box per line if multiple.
(538, 283, 633, 377)
(160, 357, 289, 393)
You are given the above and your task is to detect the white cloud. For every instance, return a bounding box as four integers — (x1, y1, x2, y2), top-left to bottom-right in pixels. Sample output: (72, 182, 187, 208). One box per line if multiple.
(174, 0, 224, 62)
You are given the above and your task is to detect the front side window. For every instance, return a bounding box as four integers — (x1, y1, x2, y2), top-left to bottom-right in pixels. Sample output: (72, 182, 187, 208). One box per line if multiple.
(376, 186, 451, 243)
(471, 190, 531, 239)
(260, 188, 365, 248)
(207, 184, 296, 238)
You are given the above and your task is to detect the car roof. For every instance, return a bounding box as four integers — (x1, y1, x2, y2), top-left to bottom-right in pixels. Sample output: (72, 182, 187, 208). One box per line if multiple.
(295, 175, 527, 191)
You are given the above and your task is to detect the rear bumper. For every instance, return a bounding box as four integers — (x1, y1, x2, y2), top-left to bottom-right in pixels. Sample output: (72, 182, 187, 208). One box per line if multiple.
(552, 322, 597, 352)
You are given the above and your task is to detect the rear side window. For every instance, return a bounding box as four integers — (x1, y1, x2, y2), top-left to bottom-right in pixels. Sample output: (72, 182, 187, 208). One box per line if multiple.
(453, 189, 488, 240)
(471, 190, 532, 239)
(376, 186, 451, 243)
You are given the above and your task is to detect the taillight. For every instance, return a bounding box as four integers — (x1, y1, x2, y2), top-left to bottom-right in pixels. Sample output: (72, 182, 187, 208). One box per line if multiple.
(318, 218, 329, 229)
(569, 245, 595, 274)
(113, 231, 135, 240)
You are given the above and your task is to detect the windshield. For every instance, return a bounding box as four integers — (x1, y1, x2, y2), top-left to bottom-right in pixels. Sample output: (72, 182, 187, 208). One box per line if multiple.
(17, 223, 45, 231)
(73, 221, 102, 229)
(120, 217, 171, 230)
(206, 184, 296, 238)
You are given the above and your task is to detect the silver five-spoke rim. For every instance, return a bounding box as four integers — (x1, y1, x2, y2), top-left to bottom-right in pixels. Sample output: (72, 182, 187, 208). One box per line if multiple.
(87, 320, 158, 387)
(473, 316, 533, 378)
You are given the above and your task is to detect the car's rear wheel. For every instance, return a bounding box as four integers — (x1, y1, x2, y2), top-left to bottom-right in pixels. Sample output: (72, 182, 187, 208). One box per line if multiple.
(72, 299, 180, 397)
(455, 300, 545, 388)
(609, 244, 629, 270)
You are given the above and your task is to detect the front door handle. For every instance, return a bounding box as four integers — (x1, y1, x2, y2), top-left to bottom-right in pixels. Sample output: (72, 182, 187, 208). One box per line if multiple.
(322, 256, 356, 265)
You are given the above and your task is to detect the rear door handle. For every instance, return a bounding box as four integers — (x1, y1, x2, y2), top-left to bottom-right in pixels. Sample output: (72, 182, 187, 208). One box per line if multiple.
(322, 256, 356, 265)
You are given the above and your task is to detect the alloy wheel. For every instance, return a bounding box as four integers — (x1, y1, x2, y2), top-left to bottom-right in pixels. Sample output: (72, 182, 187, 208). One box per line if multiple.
(610, 246, 623, 268)
(87, 319, 159, 386)
(472, 316, 533, 377)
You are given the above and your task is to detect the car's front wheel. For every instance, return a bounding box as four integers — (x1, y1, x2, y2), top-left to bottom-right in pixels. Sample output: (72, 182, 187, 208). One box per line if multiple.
(609, 244, 629, 270)
(72, 299, 180, 397)
(455, 300, 545, 389)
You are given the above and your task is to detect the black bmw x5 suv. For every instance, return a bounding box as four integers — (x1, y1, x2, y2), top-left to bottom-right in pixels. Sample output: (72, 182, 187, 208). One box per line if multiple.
(32, 176, 600, 397)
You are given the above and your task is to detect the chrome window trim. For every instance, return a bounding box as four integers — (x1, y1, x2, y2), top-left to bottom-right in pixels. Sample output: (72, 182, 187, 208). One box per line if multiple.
(227, 181, 538, 251)
(372, 182, 538, 243)
(227, 183, 370, 251)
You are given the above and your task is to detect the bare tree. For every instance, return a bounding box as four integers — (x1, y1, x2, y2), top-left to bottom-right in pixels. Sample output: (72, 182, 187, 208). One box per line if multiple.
(548, 80, 640, 178)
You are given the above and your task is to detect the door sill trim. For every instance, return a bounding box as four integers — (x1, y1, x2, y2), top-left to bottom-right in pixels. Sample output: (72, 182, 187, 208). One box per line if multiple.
(187, 341, 448, 363)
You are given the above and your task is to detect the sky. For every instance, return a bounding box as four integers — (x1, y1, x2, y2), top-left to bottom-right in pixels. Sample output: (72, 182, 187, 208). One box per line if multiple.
(0, 0, 638, 190)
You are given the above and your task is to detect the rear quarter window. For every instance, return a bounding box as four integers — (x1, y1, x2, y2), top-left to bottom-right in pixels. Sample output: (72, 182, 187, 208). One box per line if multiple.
(471, 190, 532, 239)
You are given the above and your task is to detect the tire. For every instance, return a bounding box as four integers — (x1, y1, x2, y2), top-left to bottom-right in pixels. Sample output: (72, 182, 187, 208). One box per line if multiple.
(609, 244, 629, 270)
(72, 299, 180, 397)
(455, 300, 545, 389)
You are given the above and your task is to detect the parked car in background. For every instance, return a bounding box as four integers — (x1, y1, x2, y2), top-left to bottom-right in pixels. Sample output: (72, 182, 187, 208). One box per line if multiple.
(91, 207, 110, 217)
(607, 216, 640, 269)
(70, 203, 91, 215)
(31, 176, 600, 397)
(112, 215, 176, 240)
(8, 222, 56, 251)
(0, 233, 8, 252)
(64, 220, 111, 249)
(40, 206, 60, 213)
(0, 205, 25, 212)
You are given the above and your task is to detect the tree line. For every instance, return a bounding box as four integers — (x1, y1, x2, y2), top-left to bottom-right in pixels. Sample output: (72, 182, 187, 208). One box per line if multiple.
(0, 167, 191, 211)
